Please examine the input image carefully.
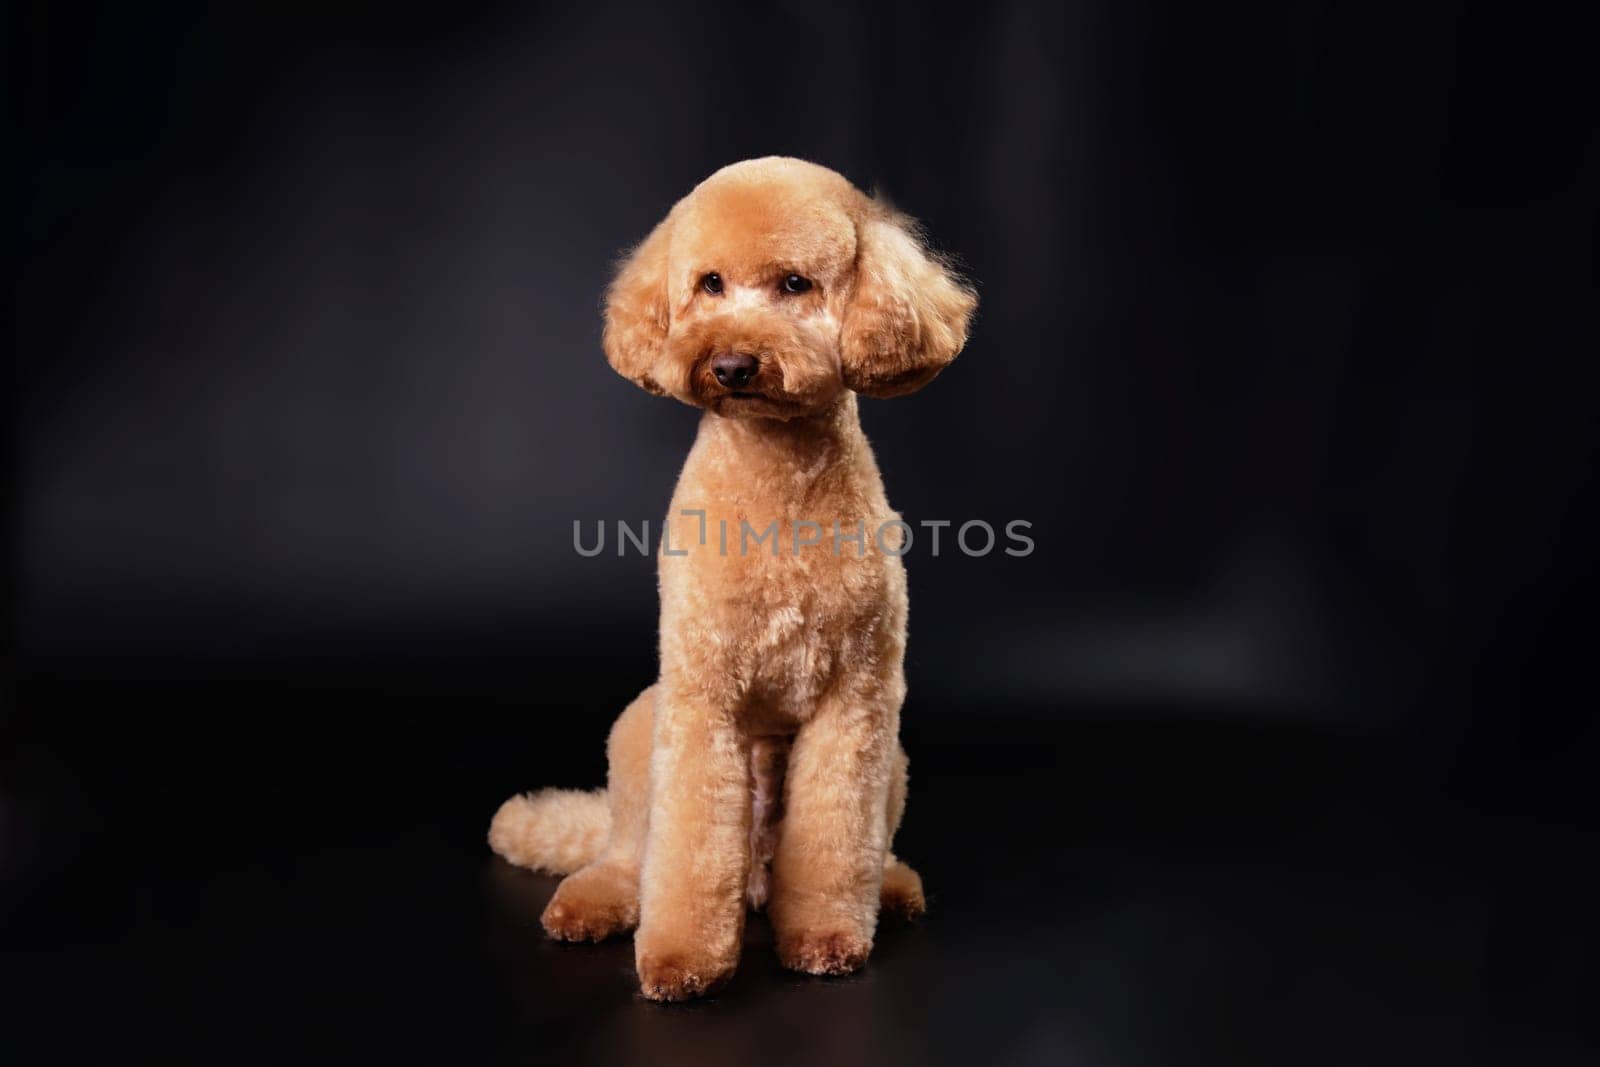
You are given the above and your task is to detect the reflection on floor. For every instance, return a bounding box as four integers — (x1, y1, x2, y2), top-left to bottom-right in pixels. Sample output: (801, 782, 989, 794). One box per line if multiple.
(4, 679, 1595, 1065)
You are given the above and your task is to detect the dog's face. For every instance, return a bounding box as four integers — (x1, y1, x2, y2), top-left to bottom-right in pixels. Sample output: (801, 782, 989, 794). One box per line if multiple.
(602, 157, 977, 419)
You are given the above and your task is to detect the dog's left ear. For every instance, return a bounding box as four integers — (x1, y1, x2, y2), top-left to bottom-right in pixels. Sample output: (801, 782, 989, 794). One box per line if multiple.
(841, 209, 977, 398)
(602, 215, 674, 396)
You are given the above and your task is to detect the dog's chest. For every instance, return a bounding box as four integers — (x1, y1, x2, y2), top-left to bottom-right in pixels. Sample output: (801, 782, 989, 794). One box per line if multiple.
(656, 408, 907, 718)
(660, 502, 901, 718)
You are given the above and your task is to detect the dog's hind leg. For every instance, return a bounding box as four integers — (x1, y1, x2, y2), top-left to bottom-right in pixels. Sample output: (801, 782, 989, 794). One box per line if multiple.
(537, 685, 655, 942)
(879, 743, 926, 919)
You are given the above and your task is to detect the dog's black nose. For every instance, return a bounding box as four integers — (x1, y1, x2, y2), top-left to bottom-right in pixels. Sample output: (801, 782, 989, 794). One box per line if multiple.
(711, 352, 759, 389)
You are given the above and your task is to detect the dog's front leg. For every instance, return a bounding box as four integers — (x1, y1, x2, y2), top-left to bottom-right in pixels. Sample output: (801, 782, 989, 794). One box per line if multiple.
(634, 681, 751, 1001)
(767, 681, 899, 976)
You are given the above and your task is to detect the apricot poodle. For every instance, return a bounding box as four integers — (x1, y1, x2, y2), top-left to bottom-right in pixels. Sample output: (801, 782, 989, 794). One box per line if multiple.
(489, 157, 976, 1001)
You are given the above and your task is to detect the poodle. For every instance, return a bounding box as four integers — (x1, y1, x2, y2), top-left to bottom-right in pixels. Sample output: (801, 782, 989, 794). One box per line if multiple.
(488, 157, 977, 1001)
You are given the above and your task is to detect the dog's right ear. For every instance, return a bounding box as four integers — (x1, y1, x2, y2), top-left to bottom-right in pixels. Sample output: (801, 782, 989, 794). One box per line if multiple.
(602, 216, 674, 396)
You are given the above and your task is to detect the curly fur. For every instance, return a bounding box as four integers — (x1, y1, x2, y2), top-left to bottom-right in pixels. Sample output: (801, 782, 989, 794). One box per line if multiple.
(489, 157, 974, 1000)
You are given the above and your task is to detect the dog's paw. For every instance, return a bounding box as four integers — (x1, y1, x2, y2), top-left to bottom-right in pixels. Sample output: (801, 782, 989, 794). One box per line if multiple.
(879, 860, 926, 920)
(635, 951, 736, 1002)
(540, 864, 639, 942)
(541, 898, 631, 943)
(776, 928, 873, 977)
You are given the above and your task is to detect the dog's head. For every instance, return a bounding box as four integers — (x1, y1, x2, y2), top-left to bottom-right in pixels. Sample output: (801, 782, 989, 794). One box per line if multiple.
(602, 157, 977, 419)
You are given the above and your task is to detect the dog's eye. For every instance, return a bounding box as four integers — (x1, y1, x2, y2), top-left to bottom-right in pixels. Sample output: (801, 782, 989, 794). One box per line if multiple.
(780, 274, 813, 294)
(700, 272, 723, 295)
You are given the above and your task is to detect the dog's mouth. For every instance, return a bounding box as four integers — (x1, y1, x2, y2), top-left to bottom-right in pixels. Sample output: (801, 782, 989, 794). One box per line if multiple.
(710, 389, 808, 419)
(716, 389, 781, 408)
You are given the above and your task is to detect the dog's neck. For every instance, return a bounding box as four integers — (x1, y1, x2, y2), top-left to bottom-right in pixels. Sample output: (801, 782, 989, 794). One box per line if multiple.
(677, 392, 886, 521)
(698, 392, 865, 473)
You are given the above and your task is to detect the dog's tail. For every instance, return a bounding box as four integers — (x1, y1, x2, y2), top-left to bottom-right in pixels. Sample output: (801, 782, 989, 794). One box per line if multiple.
(488, 788, 610, 875)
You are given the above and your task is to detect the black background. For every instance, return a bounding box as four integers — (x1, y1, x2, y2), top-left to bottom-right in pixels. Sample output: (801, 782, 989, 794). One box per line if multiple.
(7, 2, 1598, 1063)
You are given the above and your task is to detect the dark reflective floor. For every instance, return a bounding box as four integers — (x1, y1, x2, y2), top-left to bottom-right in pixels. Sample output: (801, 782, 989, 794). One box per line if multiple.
(4, 672, 1595, 1065)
